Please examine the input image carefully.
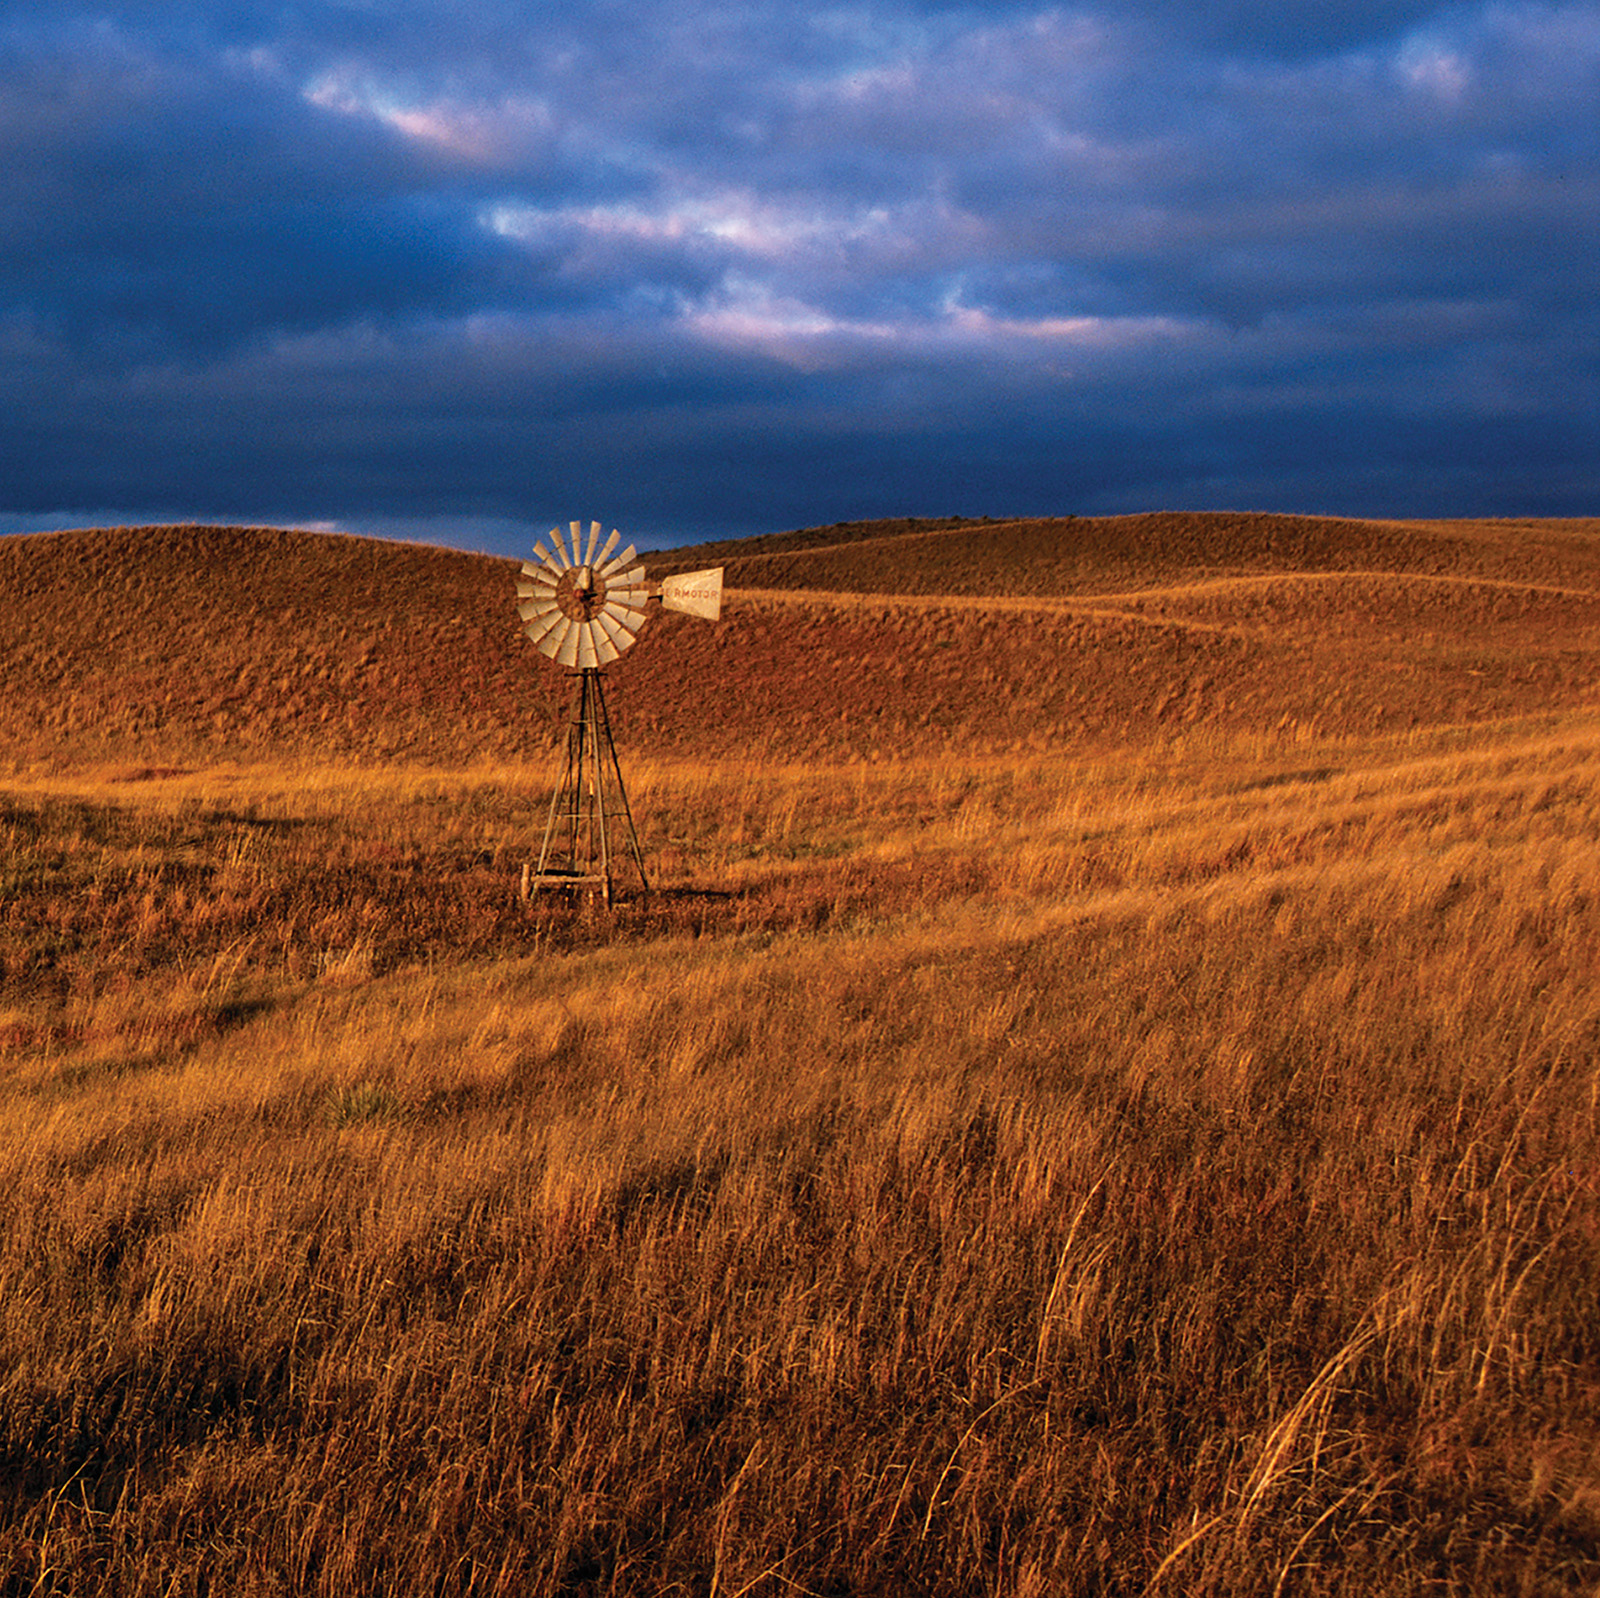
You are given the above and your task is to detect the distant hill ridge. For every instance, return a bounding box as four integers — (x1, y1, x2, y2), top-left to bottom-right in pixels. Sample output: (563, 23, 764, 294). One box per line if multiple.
(658, 511, 1600, 596)
(3, 514, 1599, 771)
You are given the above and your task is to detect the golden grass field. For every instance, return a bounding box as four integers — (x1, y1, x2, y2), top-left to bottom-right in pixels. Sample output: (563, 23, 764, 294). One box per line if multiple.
(2, 513, 1599, 1594)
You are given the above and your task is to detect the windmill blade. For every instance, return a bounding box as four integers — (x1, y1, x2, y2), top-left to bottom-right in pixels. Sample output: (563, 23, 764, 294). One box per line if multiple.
(529, 627, 565, 662)
(556, 621, 586, 668)
(550, 616, 583, 659)
(524, 608, 566, 652)
(660, 567, 724, 621)
(594, 608, 634, 653)
(599, 597, 641, 632)
(582, 521, 602, 568)
(573, 624, 598, 670)
(521, 607, 560, 642)
(599, 543, 637, 578)
(518, 596, 559, 623)
(585, 621, 621, 667)
(598, 529, 620, 567)
(517, 573, 559, 600)
(549, 525, 575, 570)
(607, 568, 649, 602)
(607, 597, 649, 629)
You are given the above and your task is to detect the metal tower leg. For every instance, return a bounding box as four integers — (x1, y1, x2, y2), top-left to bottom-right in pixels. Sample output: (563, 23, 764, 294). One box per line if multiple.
(591, 670, 648, 899)
(527, 668, 648, 904)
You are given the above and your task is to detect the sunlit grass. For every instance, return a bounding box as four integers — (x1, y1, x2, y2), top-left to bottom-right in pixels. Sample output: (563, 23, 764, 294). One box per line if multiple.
(2, 705, 1599, 1592)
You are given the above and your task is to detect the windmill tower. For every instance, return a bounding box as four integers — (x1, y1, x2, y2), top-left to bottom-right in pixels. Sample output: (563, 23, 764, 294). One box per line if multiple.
(516, 519, 723, 905)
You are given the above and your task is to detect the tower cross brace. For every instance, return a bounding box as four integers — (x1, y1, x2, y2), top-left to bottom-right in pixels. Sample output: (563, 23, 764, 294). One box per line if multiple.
(525, 666, 648, 907)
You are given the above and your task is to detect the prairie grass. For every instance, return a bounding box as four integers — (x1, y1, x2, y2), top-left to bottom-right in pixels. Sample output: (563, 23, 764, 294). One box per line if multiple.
(3, 705, 1599, 1594)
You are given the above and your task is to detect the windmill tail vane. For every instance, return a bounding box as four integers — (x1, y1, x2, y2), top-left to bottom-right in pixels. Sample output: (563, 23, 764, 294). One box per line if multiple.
(515, 520, 724, 905)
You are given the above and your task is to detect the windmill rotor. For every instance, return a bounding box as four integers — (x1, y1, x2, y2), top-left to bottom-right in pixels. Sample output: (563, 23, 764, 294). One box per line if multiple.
(517, 519, 651, 669)
(515, 519, 724, 904)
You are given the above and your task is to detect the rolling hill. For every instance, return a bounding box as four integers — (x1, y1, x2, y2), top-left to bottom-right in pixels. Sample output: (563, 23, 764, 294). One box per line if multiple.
(3, 512, 1599, 771)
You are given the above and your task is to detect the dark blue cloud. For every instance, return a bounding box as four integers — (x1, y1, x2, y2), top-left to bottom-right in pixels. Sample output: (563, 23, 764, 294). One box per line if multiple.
(0, 0, 1595, 550)
(1102, 0, 1450, 56)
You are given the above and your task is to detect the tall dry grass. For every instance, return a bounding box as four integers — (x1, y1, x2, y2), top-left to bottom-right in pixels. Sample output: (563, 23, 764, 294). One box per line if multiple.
(2, 711, 1598, 1593)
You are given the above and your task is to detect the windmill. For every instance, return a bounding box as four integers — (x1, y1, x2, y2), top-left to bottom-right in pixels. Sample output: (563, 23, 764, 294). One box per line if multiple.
(516, 519, 723, 905)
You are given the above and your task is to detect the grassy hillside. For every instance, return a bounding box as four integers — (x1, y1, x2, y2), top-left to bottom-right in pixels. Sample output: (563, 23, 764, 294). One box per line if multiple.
(4, 514, 1600, 768)
(1, 514, 1599, 1594)
(662, 510, 1600, 594)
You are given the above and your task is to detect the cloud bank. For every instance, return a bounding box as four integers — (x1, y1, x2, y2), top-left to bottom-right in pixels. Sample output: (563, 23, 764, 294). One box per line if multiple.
(1, 0, 1595, 550)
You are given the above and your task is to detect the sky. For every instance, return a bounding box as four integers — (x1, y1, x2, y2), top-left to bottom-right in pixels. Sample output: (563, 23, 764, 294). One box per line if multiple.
(0, 1, 1596, 554)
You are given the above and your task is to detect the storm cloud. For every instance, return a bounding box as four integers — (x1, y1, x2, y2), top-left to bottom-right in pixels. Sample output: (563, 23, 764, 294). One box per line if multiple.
(1, 0, 1595, 550)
